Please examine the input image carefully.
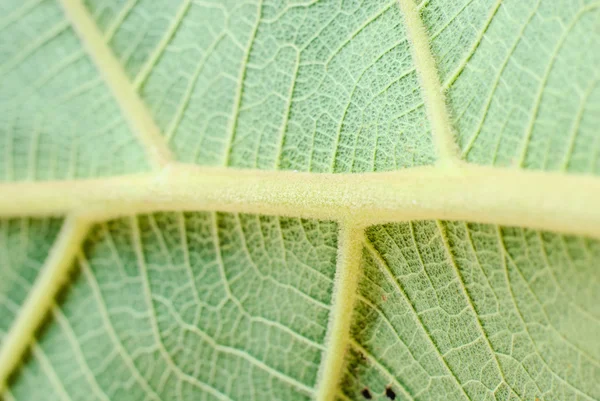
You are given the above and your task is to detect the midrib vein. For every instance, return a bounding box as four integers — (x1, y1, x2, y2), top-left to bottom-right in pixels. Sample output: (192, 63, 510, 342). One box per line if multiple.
(397, 0, 460, 165)
(3, 2, 596, 400)
(1, 163, 597, 394)
(1, 163, 600, 239)
(314, 223, 364, 401)
(0, 216, 91, 394)
(58, 0, 173, 168)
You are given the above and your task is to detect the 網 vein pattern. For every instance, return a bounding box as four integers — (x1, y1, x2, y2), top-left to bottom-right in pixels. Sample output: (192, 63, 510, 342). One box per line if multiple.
(0, 0, 599, 400)
(80, 0, 437, 172)
(8, 213, 339, 401)
(424, 0, 600, 171)
(0, 0, 150, 181)
(0, 218, 62, 345)
(343, 222, 600, 401)
(397, 0, 459, 163)
(0, 216, 90, 394)
(59, 0, 174, 167)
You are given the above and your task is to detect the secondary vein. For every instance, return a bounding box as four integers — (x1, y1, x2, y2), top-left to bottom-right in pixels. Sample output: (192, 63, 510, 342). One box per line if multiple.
(0, 216, 91, 394)
(396, 0, 460, 165)
(58, 0, 173, 168)
(314, 222, 364, 401)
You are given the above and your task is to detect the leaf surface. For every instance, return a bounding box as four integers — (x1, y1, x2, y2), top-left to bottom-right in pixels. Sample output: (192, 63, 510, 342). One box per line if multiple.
(0, 0, 598, 400)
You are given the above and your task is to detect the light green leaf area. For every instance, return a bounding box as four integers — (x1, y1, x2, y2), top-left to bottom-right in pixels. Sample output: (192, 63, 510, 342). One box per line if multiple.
(83, 0, 435, 171)
(0, 0, 149, 181)
(0, 219, 62, 341)
(344, 222, 600, 401)
(9, 213, 338, 401)
(421, 0, 600, 171)
(0, 0, 599, 401)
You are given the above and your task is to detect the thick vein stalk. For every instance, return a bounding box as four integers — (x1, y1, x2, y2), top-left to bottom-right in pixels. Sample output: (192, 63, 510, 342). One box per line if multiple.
(58, 0, 173, 168)
(1, 163, 599, 239)
(0, 216, 90, 393)
(315, 223, 364, 401)
(397, 0, 460, 164)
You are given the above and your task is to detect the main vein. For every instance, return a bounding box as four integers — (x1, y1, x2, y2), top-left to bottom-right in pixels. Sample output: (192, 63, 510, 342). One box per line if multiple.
(58, 0, 173, 168)
(0, 216, 91, 393)
(1, 163, 599, 239)
(397, 0, 460, 165)
(3, 2, 600, 400)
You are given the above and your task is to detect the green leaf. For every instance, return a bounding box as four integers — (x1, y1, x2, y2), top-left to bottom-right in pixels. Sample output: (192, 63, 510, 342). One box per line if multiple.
(347, 222, 600, 401)
(0, 0, 598, 400)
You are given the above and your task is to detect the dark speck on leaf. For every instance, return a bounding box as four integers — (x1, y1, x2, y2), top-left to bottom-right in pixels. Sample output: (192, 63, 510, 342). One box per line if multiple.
(385, 386, 396, 400)
(361, 388, 372, 399)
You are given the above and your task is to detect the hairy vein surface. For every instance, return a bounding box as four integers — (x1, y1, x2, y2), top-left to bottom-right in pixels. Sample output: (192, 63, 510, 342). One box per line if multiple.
(397, 0, 459, 164)
(0, 163, 599, 239)
(315, 223, 364, 401)
(1, 0, 599, 400)
(58, 0, 173, 167)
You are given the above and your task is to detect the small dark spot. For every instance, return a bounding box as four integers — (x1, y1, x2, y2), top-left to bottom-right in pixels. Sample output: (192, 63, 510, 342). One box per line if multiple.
(385, 386, 396, 400)
(361, 388, 372, 399)
(381, 294, 387, 302)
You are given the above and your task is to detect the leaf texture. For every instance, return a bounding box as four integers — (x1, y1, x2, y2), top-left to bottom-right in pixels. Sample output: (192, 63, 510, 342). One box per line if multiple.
(0, 0, 598, 400)
(0, 0, 149, 181)
(344, 222, 600, 400)
(0, 218, 62, 341)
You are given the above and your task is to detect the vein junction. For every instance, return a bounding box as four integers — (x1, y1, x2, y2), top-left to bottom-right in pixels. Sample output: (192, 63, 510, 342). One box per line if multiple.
(2, 0, 599, 400)
(397, 0, 460, 165)
(2, 163, 599, 397)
